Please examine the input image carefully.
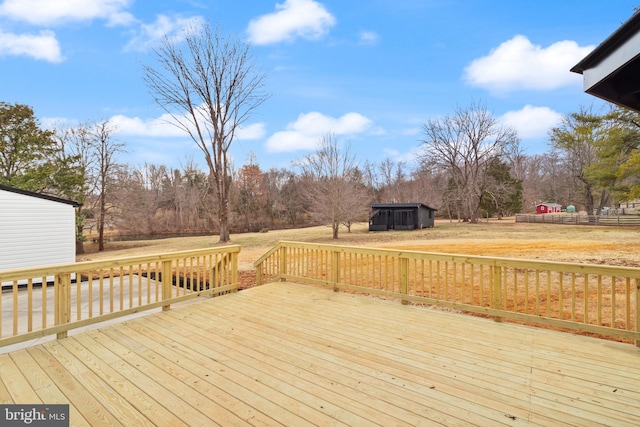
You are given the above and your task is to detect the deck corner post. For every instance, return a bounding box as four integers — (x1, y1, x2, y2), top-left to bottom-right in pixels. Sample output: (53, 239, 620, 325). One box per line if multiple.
(162, 260, 173, 311)
(256, 262, 263, 287)
(400, 257, 409, 305)
(491, 264, 503, 322)
(55, 272, 71, 339)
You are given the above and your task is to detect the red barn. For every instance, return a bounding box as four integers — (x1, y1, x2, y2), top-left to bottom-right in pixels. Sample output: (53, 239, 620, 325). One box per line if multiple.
(536, 203, 561, 214)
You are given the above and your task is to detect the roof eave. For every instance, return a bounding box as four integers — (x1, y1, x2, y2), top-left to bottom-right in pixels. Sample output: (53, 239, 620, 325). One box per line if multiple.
(0, 184, 81, 207)
(571, 10, 640, 74)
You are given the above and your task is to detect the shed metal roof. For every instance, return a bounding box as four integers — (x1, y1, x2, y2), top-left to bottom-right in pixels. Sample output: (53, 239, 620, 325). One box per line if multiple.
(370, 202, 437, 211)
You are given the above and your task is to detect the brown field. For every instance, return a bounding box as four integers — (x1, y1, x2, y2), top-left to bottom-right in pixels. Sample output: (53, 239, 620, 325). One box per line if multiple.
(79, 218, 640, 271)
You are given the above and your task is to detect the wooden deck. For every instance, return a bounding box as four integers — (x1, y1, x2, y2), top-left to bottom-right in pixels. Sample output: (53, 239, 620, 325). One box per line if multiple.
(1, 282, 639, 426)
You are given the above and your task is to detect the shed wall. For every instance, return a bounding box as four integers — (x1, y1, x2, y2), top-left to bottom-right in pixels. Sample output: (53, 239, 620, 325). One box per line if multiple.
(0, 189, 76, 271)
(417, 207, 435, 228)
(369, 205, 436, 231)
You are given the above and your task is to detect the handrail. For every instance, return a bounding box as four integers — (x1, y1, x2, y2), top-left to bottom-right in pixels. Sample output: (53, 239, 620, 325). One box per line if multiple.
(1, 245, 241, 347)
(254, 241, 640, 346)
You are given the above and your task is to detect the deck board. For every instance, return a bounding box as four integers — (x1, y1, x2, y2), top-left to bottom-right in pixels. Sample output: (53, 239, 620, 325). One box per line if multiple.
(191, 297, 524, 425)
(1, 282, 639, 426)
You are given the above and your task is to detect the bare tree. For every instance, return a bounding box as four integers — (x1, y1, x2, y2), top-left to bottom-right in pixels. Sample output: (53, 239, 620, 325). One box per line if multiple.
(174, 158, 212, 232)
(405, 162, 445, 209)
(421, 102, 519, 223)
(261, 168, 289, 227)
(143, 23, 268, 242)
(234, 152, 267, 232)
(280, 171, 307, 226)
(377, 158, 409, 202)
(56, 120, 124, 252)
(298, 134, 365, 239)
(341, 167, 372, 232)
(91, 120, 126, 251)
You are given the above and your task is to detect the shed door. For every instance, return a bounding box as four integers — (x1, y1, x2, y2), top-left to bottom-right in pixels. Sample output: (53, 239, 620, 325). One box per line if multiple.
(394, 210, 414, 228)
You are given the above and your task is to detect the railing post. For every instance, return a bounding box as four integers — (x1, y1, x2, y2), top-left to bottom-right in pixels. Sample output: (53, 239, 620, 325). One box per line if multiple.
(331, 250, 340, 292)
(231, 251, 239, 292)
(635, 279, 640, 347)
(491, 263, 503, 322)
(55, 273, 71, 339)
(400, 257, 409, 305)
(279, 246, 287, 282)
(256, 262, 263, 286)
(162, 260, 173, 311)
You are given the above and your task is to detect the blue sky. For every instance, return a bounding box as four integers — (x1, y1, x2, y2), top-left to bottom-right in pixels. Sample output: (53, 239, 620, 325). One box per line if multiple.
(1, 0, 638, 171)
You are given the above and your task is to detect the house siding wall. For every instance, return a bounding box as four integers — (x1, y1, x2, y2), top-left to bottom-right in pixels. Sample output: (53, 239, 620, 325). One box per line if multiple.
(0, 189, 75, 271)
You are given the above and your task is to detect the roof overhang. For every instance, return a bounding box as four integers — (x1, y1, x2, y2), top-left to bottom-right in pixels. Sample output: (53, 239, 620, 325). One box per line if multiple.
(571, 11, 640, 113)
(0, 184, 81, 207)
(370, 203, 438, 211)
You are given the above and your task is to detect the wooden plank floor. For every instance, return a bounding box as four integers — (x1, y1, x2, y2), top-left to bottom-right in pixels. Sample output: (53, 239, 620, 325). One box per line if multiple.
(1, 282, 639, 426)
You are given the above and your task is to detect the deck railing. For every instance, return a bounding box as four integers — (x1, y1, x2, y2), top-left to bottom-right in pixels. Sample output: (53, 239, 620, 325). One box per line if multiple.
(254, 241, 640, 346)
(0, 246, 240, 347)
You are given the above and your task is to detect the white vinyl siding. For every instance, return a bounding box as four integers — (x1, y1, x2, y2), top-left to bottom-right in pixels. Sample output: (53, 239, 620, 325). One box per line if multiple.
(0, 189, 76, 271)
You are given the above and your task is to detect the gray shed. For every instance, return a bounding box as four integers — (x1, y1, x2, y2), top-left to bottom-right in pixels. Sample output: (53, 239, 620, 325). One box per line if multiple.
(369, 203, 436, 231)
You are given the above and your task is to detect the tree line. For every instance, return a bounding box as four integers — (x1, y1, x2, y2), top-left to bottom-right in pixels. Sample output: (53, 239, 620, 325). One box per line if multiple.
(3, 24, 640, 251)
(2, 100, 640, 251)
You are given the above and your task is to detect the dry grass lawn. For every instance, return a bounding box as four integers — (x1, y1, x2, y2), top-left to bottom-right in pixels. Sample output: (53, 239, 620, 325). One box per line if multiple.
(78, 218, 640, 271)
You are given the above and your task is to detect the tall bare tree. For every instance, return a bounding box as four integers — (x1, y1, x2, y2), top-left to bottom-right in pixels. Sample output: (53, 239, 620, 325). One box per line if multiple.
(56, 120, 124, 252)
(421, 102, 519, 223)
(91, 120, 125, 251)
(143, 23, 268, 242)
(298, 134, 367, 239)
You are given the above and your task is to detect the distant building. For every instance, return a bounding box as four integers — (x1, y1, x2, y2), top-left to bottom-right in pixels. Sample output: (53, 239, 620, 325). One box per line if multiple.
(617, 199, 640, 215)
(369, 203, 437, 231)
(0, 184, 79, 273)
(536, 202, 562, 214)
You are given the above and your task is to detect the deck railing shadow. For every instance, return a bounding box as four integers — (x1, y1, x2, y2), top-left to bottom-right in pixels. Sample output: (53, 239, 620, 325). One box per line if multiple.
(0, 246, 240, 347)
(254, 241, 640, 346)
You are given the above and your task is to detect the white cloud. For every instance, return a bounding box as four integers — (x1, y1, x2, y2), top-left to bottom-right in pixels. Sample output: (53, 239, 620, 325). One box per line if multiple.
(110, 112, 265, 141)
(499, 105, 563, 139)
(236, 122, 266, 140)
(247, 0, 336, 45)
(359, 30, 379, 45)
(383, 146, 425, 164)
(41, 116, 77, 129)
(266, 111, 373, 152)
(110, 114, 186, 137)
(124, 14, 206, 53)
(464, 35, 594, 93)
(105, 11, 136, 27)
(0, 30, 64, 62)
(0, 0, 135, 26)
